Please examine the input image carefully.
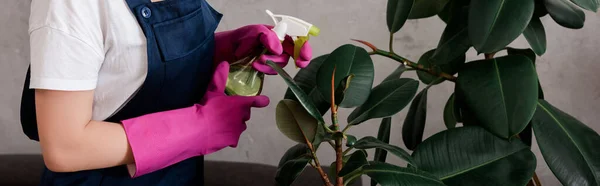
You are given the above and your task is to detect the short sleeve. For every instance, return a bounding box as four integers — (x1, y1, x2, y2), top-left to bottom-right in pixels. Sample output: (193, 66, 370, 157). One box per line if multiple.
(29, 27, 104, 91)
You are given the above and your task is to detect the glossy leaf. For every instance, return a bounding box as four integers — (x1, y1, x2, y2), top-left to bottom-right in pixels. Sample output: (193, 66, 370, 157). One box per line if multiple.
(275, 144, 311, 186)
(412, 127, 537, 186)
(519, 123, 534, 146)
(506, 47, 536, 62)
(443, 93, 458, 129)
(374, 118, 391, 161)
(346, 135, 357, 147)
(432, 27, 470, 65)
(353, 136, 416, 166)
(468, 0, 535, 53)
(402, 87, 429, 150)
(387, 0, 415, 33)
(532, 100, 600, 186)
(506, 48, 545, 99)
(437, 3, 451, 23)
(284, 54, 331, 115)
(345, 162, 445, 186)
(569, 0, 599, 11)
(408, 0, 450, 19)
(339, 150, 369, 177)
(276, 100, 318, 144)
(372, 117, 391, 186)
(348, 78, 419, 125)
(268, 61, 325, 125)
(545, 0, 586, 29)
(431, 2, 470, 64)
(535, 0, 550, 17)
(329, 154, 352, 182)
(418, 49, 465, 85)
(523, 17, 547, 55)
(456, 55, 538, 138)
(316, 44, 374, 108)
(383, 65, 406, 83)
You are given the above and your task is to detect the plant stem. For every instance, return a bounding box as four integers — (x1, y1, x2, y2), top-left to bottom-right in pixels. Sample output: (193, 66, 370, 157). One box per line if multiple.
(342, 147, 354, 156)
(389, 33, 395, 54)
(373, 49, 457, 82)
(306, 142, 333, 186)
(330, 67, 340, 131)
(485, 52, 496, 59)
(533, 172, 542, 186)
(341, 124, 352, 134)
(527, 172, 542, 186)
(335, 139, 344, 186)
(352, 39, 457, 82)
(328, 141, 336, 148)
(330, 66, 343, 186)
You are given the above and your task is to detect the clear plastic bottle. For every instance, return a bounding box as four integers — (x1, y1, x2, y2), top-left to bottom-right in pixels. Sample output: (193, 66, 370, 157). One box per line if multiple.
(225, 50, 266, 96)
(224, 10, 319, 96)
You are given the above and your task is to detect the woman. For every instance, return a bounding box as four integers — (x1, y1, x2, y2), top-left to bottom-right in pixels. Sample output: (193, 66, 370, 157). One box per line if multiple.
(19, 0, 312, 185)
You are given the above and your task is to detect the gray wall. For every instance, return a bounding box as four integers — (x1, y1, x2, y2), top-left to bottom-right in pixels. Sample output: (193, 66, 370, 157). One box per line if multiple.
(1, 1, 599, 185)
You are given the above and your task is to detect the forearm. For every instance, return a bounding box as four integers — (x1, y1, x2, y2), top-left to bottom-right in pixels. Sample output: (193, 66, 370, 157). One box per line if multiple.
(41, 120, 134, 172)
(35, 89, 133, 172)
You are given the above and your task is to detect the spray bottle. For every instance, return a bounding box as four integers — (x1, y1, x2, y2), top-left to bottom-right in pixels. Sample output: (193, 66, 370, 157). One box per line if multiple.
(225, 10, 320, 96)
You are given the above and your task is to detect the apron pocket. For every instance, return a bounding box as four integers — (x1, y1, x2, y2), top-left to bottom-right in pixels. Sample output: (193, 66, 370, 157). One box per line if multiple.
(153, 8, 211, 62)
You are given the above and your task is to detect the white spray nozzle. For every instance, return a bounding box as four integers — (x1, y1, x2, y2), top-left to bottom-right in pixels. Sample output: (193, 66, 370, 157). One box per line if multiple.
(266, 9, 320, 41)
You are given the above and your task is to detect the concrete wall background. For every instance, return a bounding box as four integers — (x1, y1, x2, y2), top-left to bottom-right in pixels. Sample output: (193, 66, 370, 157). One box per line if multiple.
(1, 1, 599, 185)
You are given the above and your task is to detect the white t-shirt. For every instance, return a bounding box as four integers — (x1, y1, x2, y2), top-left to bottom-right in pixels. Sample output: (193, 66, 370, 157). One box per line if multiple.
(29, 0, 147, 120)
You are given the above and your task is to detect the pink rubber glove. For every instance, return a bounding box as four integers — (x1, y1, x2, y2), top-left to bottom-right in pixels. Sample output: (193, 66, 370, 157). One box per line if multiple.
(121, 62, 269, 177)
(214, 24, 313, 75)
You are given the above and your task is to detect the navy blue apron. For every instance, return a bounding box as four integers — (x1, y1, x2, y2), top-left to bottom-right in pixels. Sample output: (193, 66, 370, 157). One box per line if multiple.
(19, 0, 222, 185)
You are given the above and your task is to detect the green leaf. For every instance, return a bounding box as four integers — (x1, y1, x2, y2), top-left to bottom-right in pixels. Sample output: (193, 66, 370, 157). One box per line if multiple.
(523, 17, 547, 55)
(329, 151, 367, 185)
(276, 100, 318, 144)
(519, 123, 534, 146)
(430, 25, 470, 65)
(456, 55, 538, 138)
(346, 135, 357, 147)
(372, 117, 391, 186)
(535, 0, 550, 17)
(316, 44, 374, 108)
(353, 136, 416, 166)
(532, 100, 600, 186)
(275, 144, 311, 186)
(545, 0, 586, 29)
(468, 0, 535, 53)
(454, 84, 478, 126)
(387, 0, 415, 33)
(412, 126, 537, 186)
(506, 48, 545, 99)
(408, 0, 450, 19)
(418, 49, 465, 85)
(506, 47, 536, 62)
(437, 3, 451, 23)
(348, 78, 419, 125)
(284, 54, 331, 115)
(402, 87, 429, 150)
(374, 118, 392, 162)
(431, 2, 470, 64)
(339, 150, 369, 177)
(268, 60, 325, 125)
(569, 0, 599, 11)
(383, 65, 406, 83)
(443, 93, 458, 129)
(345, 162, 445, 186)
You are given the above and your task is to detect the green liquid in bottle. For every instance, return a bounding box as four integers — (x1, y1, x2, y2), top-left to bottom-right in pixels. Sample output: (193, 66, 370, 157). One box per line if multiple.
(225, 65, 264, 96)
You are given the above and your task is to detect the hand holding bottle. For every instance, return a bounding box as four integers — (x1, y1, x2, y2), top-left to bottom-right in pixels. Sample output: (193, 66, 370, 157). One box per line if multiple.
(121, 62, 269, 177)
(213, 24, 313, 75)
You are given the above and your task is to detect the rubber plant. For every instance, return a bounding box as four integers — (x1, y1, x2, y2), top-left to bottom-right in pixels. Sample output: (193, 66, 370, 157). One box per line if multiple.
(267, 0, 600, 185)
